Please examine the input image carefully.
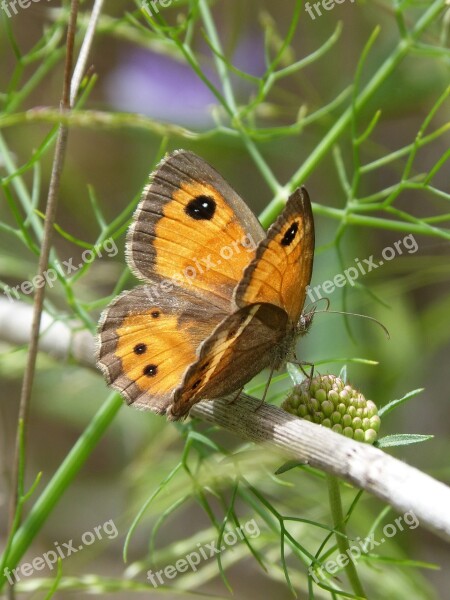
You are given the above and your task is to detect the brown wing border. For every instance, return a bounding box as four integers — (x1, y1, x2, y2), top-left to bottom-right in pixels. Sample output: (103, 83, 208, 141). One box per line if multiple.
(233, 186, 315, 320)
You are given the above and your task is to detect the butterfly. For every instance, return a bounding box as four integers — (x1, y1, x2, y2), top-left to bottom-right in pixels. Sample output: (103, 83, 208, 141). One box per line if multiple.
(97, 150, 315, 420)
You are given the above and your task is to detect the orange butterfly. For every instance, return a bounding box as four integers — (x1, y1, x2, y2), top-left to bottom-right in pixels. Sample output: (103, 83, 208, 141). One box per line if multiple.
(97, 150, 314, 420)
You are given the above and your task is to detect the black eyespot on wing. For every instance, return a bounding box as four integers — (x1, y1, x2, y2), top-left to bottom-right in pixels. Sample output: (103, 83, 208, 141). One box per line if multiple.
(143, 364, 158, 377)
(226, 328, 238, 340)
(192, 379, 202, 390)
(281, 221, 299, 247)
(134, 343, 147, 355)
(185, 195, 216, 220)
(151, 310, 160, 318)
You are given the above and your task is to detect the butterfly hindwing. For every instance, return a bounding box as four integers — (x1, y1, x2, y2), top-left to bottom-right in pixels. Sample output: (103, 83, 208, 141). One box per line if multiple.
(97, 285, 228, 413)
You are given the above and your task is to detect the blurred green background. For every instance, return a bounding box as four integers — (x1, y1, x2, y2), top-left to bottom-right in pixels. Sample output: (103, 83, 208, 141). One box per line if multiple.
(0, 1, 449, 598)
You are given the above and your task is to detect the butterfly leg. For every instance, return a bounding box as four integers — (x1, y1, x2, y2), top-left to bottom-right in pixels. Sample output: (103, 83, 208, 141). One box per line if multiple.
(227, 386, 244, 405)
(289, 360, 315, 388)
(255, 363, 276, 411)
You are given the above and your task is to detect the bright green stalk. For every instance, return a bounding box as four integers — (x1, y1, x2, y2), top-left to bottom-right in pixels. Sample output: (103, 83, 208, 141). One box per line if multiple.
(0, 394, 122, 591)
(326, 474, 366, 599)
(258, 0, 447, 227)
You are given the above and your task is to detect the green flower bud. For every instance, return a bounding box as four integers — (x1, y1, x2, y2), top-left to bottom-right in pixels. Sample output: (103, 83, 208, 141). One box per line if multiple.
(328, 390, 339, 403)
(315, 388, 327, 403)
(354, 429, 365, 442)
(352, 417, 362, 430)
(281, 374, 380, 443)
(331, 411, 341, 424)
(339, 389, 350, 403)
(365, 429, 378, 444)
(362, 418, 371, 431)
(298, 404, 308, 418)
(370, 415, 381, 432)
(321, 400, 334, 416)
(342, 414, 352, 428)
(309, 397, 320, 412)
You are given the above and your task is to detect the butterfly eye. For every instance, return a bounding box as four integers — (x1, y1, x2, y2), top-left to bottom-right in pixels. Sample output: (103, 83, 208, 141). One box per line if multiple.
(134, 343, 147, 355)
(281, 221, 299, 247)
(143, 364, 158, 377)
(185, 195, 216, 220)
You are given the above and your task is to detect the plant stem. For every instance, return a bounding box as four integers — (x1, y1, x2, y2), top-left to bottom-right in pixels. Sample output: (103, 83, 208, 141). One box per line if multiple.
(258, 0, 447, 227)
(326, 474, 366, 599)
(198, 0, 283, 196)
(8, 1, 79, 585)
(0, 393, 123, 591)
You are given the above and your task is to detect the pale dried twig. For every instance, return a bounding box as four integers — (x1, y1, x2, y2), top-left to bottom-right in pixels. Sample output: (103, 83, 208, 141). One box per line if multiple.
(1, 297, 449, 545)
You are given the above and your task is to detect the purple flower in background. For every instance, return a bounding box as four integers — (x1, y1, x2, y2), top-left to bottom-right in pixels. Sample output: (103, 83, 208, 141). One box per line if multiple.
(105, 34, 265, 128)
(231, 33, 266, 79)
(106, 50, 217, 127)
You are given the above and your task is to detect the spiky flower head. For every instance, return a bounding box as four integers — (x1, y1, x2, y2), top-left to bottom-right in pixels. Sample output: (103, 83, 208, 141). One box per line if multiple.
(282, 374, 380, 444)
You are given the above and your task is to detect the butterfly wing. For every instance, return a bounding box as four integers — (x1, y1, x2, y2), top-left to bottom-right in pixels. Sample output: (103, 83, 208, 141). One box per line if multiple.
(169, 188, 315, 419)
(127, 150, 265, 303)
(169, 303, 288, 420)
(97, 285, 227, 413)
(234, 187, 314, 323)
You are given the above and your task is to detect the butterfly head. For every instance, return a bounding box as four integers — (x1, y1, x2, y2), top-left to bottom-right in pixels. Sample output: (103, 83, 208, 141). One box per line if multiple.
(296, 307, 316, 337)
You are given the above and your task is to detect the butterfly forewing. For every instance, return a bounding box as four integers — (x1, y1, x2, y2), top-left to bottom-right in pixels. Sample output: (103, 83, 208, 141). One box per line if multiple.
(169, 303, 288, 419)
(234, 187, 314, 324)
(127, 151, 265, 303)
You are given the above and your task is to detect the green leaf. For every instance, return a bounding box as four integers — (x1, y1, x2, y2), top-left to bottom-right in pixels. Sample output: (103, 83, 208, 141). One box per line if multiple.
(275, 460, 305, 475)
(377, 434, 434, 448)
(187, 430, 221, 452)
(339, 364, 348, 383)
(378, 388, 425, 417)
(287, 362, 306, 386)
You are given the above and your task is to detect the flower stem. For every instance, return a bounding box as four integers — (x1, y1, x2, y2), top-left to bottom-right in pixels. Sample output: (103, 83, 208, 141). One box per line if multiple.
(0, 393, 122, 591)
(326, 474, 366, 599)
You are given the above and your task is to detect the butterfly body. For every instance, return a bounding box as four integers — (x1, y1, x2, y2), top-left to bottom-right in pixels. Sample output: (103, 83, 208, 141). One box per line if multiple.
(97, 150, 314, 420)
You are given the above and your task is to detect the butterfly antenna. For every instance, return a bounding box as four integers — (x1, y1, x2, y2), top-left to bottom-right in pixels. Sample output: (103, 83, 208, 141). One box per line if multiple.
(315, 307, 390, 339)
(303, 297, 330, 314)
